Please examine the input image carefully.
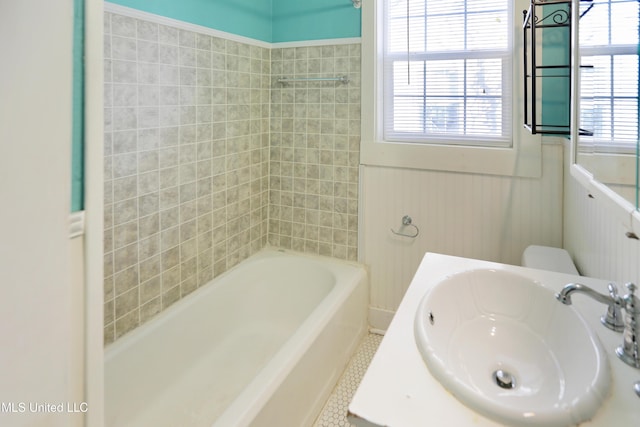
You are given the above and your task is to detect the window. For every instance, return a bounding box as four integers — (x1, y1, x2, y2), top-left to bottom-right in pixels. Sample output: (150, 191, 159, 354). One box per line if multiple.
(360, 0, 541, 177)
(579, 0, 639, 154)
(383, 0, 513, 146)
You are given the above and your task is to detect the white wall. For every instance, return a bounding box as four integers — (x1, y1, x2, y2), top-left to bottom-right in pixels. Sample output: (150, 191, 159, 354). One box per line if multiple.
(360, 144, 565, 330)
(85, 1, 106, 425)
(0, 2, 85, 426)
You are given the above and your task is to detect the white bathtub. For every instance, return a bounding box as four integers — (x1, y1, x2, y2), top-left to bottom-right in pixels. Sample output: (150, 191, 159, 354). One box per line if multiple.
(105, 249, 368, 427)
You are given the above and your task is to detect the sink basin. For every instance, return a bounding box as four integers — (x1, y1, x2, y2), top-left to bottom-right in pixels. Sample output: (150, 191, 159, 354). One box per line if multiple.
(414, 269, 610, 427)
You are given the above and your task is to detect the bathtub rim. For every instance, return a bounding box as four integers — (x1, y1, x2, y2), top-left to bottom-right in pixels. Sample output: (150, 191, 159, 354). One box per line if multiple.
(104, 246, 366, 358)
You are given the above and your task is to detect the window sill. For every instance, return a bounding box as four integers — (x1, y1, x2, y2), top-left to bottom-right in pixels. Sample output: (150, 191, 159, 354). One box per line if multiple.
(360, 132, 542, 178)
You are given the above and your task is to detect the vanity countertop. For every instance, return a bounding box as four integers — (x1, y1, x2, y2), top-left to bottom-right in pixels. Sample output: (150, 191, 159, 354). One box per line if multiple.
(348, 253, 640, 427)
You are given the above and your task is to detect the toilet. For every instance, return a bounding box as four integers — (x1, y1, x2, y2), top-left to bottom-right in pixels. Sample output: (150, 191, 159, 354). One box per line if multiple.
(521, 245, 580, 275)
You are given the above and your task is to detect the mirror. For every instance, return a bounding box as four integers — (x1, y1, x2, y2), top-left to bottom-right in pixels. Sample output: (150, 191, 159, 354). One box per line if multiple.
(574, 0, 639, 209)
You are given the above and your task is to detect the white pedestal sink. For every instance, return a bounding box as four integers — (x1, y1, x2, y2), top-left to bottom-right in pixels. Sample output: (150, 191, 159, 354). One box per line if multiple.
(414, 269, 610, 427)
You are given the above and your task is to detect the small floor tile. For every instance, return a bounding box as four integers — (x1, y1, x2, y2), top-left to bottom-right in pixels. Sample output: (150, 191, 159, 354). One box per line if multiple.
(313, 333, 383, 427)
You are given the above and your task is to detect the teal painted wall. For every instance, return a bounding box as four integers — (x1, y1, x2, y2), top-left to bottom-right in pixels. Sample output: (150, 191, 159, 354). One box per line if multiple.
(108, 0, 360, 43)
(71, 0, 84, 212)
(109, 0, 273, 42)
(540, 3, 571, 132)
(272, 0, 361, 43)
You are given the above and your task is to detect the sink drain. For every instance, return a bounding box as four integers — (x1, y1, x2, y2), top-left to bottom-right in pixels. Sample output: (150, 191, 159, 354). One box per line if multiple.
(493, 369, 516, 390)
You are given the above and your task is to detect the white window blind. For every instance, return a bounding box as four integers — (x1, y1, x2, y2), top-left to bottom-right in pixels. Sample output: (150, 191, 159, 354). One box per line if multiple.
(579, 0, 639, 153)
(383, 0, 513, 147)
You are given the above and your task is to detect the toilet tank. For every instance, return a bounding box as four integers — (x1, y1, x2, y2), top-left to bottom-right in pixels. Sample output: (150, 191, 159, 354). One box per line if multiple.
(521, 245, 579, 275)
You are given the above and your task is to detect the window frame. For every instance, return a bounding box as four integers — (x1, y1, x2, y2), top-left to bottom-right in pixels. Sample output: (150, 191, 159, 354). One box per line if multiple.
(574, 0, 639, 187)
(578, 0, 639, 156)
(382, 1, 513, 147)
(360, 0, 542, 178)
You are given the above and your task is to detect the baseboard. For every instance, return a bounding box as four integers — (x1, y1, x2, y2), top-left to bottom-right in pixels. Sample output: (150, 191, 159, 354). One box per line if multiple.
(368, 307, 395, 333)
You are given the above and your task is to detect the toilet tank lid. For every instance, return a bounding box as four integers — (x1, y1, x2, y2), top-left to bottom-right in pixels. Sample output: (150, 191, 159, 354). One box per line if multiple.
(522, 245, 579, 276)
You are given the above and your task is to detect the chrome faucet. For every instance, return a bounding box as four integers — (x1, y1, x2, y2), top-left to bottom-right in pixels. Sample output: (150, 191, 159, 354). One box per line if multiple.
(556, 282, 625, 332)
(556, 282, 640, 369)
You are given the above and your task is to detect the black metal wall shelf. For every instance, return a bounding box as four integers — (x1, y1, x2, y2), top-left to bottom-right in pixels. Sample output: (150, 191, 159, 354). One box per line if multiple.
(522, 0, 594, 136)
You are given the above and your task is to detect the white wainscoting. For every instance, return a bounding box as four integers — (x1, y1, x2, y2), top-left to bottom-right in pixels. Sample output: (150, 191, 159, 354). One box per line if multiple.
(564, 150, 640, 286)
(359, 144, 565, 331)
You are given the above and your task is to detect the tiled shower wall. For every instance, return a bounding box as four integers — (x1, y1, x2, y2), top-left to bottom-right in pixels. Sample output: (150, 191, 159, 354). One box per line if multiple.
(103, 10, 362, 344)
(103, 12, 271, 344)
(268, 45, 361, 261)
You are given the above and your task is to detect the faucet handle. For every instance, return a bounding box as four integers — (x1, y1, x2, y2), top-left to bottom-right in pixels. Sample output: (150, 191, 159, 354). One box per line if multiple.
(617, 283, 640, 369)
(601, 283, 625, 332)
(608, 282, 620, 298)
(623, 283, 639, 315)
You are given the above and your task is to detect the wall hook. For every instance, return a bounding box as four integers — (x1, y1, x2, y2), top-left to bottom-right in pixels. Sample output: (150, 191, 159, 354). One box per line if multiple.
(391, 215, 419, 238)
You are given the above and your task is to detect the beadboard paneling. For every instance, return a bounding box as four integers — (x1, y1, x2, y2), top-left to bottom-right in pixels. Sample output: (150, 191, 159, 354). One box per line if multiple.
(360, 144, 564, 327)
(564, 147, 640, 285)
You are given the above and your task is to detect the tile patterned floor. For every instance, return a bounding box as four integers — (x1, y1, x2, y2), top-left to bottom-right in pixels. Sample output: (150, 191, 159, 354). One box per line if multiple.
(313, 333, 384, 427)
